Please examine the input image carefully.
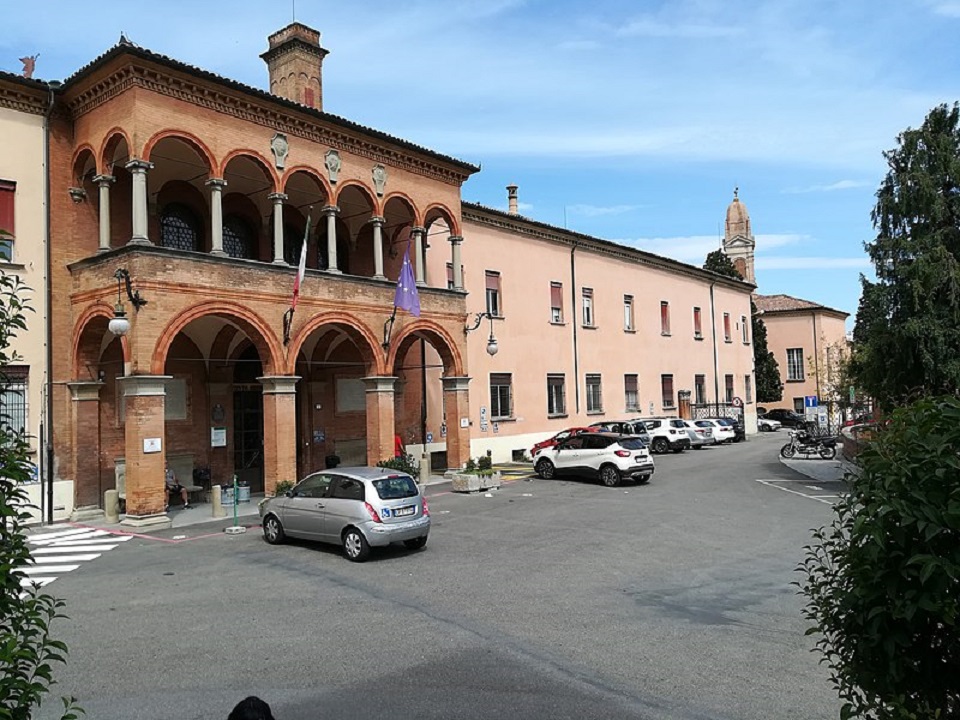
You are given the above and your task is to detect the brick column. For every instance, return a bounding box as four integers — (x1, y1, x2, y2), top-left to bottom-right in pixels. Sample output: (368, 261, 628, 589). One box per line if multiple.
(125, 160, 153, 245)
(412, 226, 426, 286)
(67, 381, 103, 517)
(260, 375, 300, 497)
(363, 376, 397, 464)
(119, 375, 171, 529)
(370, 216, 386, 280)
(269, 192, 287, 264)
(207, 178, 228, 257)
(324, 205, 341, 274)
(94, 174, 115, 253)
(441, 376, 472, 469)
(449, 234, 464, 290)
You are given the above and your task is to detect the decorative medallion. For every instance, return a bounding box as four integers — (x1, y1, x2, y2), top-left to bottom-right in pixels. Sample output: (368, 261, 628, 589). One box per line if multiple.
(270, 132, 289, 170)
(211, 403, 225, 423)
(324, 149, 342, 184)
(372, 164, 387, 196)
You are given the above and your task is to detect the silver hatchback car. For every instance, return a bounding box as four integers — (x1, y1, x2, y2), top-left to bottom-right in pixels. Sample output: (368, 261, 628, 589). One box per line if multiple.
(258, 467, 430, 562)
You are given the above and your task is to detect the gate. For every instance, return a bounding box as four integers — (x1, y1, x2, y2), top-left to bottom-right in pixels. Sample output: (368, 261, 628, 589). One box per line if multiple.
(691, 402, 743, 423)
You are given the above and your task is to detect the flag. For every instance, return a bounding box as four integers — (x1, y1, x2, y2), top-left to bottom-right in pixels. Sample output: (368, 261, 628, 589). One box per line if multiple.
(393, 241, 421, 317)
(291, 216, 311, 310)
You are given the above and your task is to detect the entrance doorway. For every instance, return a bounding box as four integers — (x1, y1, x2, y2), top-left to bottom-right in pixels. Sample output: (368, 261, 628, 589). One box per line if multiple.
(233, 345, 264, 492)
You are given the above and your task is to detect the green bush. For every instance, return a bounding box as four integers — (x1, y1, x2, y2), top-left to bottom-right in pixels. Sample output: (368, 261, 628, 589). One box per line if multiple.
(376, 453, 420, 479)
(273, 480, 295, 496)
(799, 395, 960, 719)
(477, 455, 492, 472)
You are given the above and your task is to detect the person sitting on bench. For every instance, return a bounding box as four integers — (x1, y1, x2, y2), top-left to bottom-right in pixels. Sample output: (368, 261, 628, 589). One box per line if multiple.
(165, 462, 190, 510)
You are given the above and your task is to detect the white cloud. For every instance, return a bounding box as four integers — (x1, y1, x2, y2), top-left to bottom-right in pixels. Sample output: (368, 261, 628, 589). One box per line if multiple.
(567, 204, 641, 217)
(783, 180, 873, 194)
(755, 257, 871, 270)
(923, 1, 960, 17)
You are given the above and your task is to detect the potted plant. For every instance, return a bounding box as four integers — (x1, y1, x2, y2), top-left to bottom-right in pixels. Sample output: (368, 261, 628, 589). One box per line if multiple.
(449, 456, 502, 493)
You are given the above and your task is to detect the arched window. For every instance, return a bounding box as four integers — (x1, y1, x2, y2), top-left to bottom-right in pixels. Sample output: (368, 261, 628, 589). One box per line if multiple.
(160, 203, 201, 251)
(223, 215, 254, 259)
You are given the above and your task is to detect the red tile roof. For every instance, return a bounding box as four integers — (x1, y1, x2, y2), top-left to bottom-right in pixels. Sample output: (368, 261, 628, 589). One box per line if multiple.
(754, 293, 848, 317)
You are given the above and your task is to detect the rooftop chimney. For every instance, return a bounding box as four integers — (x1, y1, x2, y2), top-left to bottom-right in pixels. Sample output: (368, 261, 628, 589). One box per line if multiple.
(261, 22, 329, 111)
(507, 184, 519, 215)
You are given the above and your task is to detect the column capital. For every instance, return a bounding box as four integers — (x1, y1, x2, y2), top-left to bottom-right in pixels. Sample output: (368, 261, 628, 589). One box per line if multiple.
(410, 225, 426, 235)
(124, 159, 154, 172)
(362, 376, 398, 394)
(205, 177, 228, 189)
(118, 375, 171, 397)
(67, 380, 104, 402)
(258, 375, 300, 395)
(322, 204, 340, 216)
(448, 234, 464, 245)
(441, 376, 471, 393)
(93, 174, 115, 186)
(267, 192, 288, 203)
(369, 215, 386, 226)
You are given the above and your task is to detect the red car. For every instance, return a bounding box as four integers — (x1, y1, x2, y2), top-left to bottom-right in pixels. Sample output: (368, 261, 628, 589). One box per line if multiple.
(530, 427, 598, 457)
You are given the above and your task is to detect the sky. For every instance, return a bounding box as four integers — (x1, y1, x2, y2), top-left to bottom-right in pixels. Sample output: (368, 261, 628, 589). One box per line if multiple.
(5, 1, 960, 327)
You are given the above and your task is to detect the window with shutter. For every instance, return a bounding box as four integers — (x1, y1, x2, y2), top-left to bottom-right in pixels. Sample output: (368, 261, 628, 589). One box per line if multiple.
(490, 373, 512, 419)
(485, 272, 501, 316)
(0, 180, 15, 261)
(550, 282, 563, 323)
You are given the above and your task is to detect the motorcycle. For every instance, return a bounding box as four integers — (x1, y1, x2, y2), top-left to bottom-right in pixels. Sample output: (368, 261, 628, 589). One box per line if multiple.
(779, 429, 837, 460)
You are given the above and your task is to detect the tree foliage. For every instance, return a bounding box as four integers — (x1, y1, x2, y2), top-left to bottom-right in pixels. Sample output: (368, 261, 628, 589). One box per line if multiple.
(0, 269, 81, 719)
(799, 396, 960, 719)
(852, 103, 960, 408)
(703, 250, 782, 403)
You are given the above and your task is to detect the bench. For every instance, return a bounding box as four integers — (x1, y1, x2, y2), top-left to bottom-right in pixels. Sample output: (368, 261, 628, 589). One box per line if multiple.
(114, 454, 205, 508)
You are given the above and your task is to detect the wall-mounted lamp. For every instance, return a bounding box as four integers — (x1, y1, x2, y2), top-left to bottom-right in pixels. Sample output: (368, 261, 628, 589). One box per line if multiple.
(68, 187, 87, 203)
(108, 268, 147, 337)
(465, 311, 499, 357)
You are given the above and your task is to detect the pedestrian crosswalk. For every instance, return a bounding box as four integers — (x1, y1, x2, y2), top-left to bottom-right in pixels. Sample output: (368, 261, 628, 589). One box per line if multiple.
(21, 527, 132, 593)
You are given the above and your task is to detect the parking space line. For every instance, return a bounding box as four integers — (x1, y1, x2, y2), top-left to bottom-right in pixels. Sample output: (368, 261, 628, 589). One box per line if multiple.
(755, 479, 835, 505)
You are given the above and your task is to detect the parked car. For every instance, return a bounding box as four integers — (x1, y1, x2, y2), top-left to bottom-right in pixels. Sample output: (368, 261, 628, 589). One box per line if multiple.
(759, 409, 809, 428)
(635, 418, 691, 454)
(713, 417, 745, 442)
(588, 419, 652, 446)
(533, 432, 655, 486)
(694, 419, 735, 444)
(757, 416, 782, 432)
(529, 426, 598, 457)
(682, 419, 713, 448)
(258, 467, 430, 562)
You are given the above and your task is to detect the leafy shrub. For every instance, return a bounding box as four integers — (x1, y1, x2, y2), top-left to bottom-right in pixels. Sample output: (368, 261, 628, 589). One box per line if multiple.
(377, 453, 420, 479)
(477, 455, 492, 472)
(799, 395, 960, 719)
(273, 480, 295, 496)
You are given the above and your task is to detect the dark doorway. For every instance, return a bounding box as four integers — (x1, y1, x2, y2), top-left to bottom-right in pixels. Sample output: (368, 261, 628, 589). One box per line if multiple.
(233, 345, 264, 492)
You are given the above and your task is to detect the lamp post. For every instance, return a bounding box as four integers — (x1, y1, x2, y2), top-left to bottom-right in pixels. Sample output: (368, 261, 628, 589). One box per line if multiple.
(108, 268, 147, 338)
(464, 311, 499, 357)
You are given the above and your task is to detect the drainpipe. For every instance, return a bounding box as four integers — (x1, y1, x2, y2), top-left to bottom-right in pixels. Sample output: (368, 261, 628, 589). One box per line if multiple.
(709, 282, 720, 407)
(570, 242, 580, 414)
(44, 81, 60, 524)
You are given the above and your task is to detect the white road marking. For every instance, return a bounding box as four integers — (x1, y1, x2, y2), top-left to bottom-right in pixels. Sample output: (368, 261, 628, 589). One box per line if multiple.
(30, 530, 114, 545)
(805, 485, 823, 490)
(755, 479, 836, 505)
(31, 544, 118, 553)
(28, 554, 102, 563)
(27, 527, 99, 541)
(20, 577, 56, 589)
(20, 564, 81, 574)
(31, 537, 130, 547)
(23, 527, 132, 590)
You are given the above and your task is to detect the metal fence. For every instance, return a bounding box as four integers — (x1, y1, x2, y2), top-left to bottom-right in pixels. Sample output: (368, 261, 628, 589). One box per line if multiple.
(691, 402, 743, 423)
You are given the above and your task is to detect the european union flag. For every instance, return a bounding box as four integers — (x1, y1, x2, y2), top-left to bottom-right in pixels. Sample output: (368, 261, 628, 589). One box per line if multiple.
(393, 242, 421, 317)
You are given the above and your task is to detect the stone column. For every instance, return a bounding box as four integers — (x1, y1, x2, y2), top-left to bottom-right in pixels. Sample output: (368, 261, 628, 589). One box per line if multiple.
(207, 178, 228, 257)
(268, 192, 287, 264)
(412, 226, 426, 286)
(441, 376, 472, 469)
(260, 375, 300, 497)
(324, 205, 341, 274)
(363, 376, 397, 464)
(67, 381, 104, 518)
(370, 216, 386, 281)
(125, 160, 154, 245)
(94, 175, 115, 253)
(119, 375, 171, 529)
(449, 235, 464, 290)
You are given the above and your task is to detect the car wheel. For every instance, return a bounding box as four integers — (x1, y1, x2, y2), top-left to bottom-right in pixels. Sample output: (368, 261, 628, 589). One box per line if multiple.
(262, 515, 285, 545)
(404, 536, 428, 550)
(652, 438, 669, 454)
(535, 459, 556, 479)
(599, 464, 621, 487)
(342, 527, 370, 562)
(819, 445, 837, 460)
(780, 443, 796, 459)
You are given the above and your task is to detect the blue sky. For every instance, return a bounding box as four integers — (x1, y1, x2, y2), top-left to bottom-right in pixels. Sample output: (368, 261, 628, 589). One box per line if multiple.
(5, 1, 960, 326)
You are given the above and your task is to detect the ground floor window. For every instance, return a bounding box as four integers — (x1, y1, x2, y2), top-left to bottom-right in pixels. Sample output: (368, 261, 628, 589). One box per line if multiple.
(547, 374, 566, 416)
(725, 374, 734, 403)
(624, 374, 638, 412)
(0, 365, 28, 437)
(793, 397, 805, 413)
(694, 374, 706, 405)
(661, 374, 674, 409)
(586, 374, 603, 413)
(490, 373, 512, 419)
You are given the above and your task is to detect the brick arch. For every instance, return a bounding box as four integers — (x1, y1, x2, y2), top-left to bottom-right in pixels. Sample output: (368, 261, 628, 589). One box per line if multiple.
(219, 149, 280, 190)
(280, 165, 331, 201)
(286, 311, 384, 375)
(152, 301, 282, 376)
(387, 320, 464, 377)
(423, 202, 460, 236)
(383, 191, 420, 224)
(142, 129, 217, 174)
(100, 127, 132, 172)
(71, 302, 128, 377)
(335, 180, 378, 213)
(70, 144, 98, 181)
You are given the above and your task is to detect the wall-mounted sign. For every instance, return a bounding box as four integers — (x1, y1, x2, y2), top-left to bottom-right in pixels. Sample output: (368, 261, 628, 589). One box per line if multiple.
(426, 432, 434, 444)
(460, 417, 469, 428)
(143, 438, 162, 454)
(211, 427, 227, 448)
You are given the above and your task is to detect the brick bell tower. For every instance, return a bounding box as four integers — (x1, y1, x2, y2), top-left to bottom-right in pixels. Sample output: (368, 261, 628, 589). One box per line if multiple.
(261, 22, 329, 111)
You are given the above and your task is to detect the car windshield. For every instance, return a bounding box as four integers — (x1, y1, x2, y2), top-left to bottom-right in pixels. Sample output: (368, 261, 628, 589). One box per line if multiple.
(618, 438, 648, 450)
(668, 420, 686, 428)
(372, 474, 419, 500)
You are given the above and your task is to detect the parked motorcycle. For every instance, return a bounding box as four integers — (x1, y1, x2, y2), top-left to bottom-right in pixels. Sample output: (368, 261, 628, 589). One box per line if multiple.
(779, 429, 837, 460)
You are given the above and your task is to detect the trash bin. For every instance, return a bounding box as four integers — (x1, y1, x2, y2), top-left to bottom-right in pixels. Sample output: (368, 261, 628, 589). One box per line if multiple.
(325, 454, 341, 469)
(237, 483, 251, 503)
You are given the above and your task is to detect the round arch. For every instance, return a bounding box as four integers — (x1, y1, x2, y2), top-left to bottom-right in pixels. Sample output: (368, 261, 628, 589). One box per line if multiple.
(387, 319, 464, 377)
(383, 192, 420, 225)
(335, 181, 379, 214)
(71, 302, 128, 377)
(219, 149, 280, 190)
(99, 127, 133, 173)
(280, 165, 332, 200)
(423, 202, 461, 236)
(286, 311, 385, 375)
(70, 144, 98, 180)
(142, 129, 217, 174)
(152, 301, 283, 376)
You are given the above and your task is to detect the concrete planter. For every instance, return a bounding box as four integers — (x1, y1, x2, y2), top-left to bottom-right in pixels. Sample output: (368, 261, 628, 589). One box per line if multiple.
(450, 471, 502, 493)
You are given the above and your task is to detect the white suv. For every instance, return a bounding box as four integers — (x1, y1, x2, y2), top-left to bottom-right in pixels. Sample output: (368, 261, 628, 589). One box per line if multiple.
(634, 417, 692, 454)
(533, 431, 655, 486)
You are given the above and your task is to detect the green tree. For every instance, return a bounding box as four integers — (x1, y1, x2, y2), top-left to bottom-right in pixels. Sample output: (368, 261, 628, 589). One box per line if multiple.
(0, 264, 81, 719)
(852, 103, 960, 408)
(703, 250, 782, 403)
(799, 396, 960, 719)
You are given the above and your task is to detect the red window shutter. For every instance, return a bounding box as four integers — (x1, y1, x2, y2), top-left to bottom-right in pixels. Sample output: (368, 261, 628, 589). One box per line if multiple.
(661, 302, 670, 333)
(550, 282, 562, 307)
(694, 307, 702, 335)
(485, 272, 499, 290)
(0, 182, 15, 237)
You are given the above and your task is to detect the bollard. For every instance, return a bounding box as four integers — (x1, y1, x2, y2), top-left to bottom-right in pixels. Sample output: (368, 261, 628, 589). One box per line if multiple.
(211, 484, 226, 518)
(104, 489, 119, 523)
(419, 451, 430, 486)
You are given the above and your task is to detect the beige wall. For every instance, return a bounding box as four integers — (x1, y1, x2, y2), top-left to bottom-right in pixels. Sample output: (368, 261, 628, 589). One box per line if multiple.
(762, 310, 848, 413)
(0, 104, 56, 519)
(450, 216, 756, 462)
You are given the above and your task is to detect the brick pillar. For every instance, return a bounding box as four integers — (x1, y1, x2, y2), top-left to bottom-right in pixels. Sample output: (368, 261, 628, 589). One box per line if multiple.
(363, 376, 396, 465)
(260, 375, 299, 497)
(441, 376, 471, 469)
(119, 375, 171, 529)
(67, 381, 103, 516)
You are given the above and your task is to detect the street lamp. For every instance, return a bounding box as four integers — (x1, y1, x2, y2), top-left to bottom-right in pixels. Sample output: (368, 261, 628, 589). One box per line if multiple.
(108, 268, 147, 337)
(465, 312, 499, 357)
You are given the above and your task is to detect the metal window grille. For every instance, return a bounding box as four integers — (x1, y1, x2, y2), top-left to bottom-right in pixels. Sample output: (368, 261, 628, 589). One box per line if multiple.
(0, 365, 28, 437)
(547, 374, 566, 415)
(624, 374, 638, 411)
(586, 373, 602, 412)
(160, 203, 201, 251)
(787, 348, 805, 381)
(223, 215, 253, 259)
(661, 374, 674, 408)
(490, 373, 512, 419)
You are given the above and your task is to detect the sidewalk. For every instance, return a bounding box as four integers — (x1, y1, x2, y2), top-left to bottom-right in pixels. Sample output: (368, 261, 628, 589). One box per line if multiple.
(779, 455, 858, 484)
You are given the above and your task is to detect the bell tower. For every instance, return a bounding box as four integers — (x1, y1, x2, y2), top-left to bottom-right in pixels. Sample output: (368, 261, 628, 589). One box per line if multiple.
(261, 22, 329, 111)
(722, 187, 756, 284)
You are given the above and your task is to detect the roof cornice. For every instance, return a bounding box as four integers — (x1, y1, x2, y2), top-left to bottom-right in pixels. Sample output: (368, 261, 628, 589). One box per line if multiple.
(462, 202, 755, 293)
(0, 71, 49, 115)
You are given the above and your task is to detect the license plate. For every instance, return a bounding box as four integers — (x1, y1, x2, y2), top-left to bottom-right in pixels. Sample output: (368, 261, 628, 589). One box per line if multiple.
(394, 505, 416, 517)
(635, 455, 647, 461)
